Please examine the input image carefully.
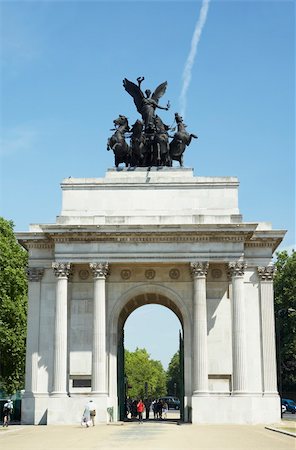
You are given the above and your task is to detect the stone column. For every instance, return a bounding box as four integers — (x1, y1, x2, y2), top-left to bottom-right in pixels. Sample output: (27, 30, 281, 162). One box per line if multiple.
(24, 268, 44, 396)
(190, 262, 209, 394)
(90, 262, 109, 394)
(257, 265, 278, 394)
(228, 261, 248, 394)
(51, 262, 71, 396)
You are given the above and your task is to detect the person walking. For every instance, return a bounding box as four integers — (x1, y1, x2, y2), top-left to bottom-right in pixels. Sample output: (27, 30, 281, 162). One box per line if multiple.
(3, 399, 13, 427)
(144, 399, 151, 420)
(85, 399, 97, 426)
(137, 399, 145, 424)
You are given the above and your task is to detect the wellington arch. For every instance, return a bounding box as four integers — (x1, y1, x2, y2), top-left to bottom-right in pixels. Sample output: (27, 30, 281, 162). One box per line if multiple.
(17, 168, 285, 425)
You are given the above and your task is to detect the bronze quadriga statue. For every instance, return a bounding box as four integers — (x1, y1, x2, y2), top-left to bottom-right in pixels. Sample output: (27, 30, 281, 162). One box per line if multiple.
(106, 77, 198, 168)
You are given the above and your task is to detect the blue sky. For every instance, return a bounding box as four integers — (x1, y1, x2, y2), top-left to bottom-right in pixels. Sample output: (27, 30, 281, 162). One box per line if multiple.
(0, 0, 294, 369)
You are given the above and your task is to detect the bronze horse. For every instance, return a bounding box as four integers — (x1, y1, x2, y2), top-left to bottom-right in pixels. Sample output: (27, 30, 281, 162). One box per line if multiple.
(107, 115, 130, 167)
(169, 113, 198, 167)
(130, 120, 146, 167)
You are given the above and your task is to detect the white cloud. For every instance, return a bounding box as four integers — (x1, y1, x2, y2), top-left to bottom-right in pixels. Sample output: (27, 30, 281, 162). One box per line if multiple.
(179, 0, 210, 118)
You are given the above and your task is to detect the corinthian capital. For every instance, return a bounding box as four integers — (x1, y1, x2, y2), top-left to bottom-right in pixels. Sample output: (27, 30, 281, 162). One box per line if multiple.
(257, 265, 276, 281)
(190, 262, 209, 278)
(52, 262, 71, 278)
(228, 261, 247, 277)
(90, 262, 110, 279)
(27, 267, 44, 282)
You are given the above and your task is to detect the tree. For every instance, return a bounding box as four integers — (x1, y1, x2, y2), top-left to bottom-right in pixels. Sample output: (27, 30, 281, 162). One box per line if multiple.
(125, 348, 167, 399)
(274, 250, 296, 393)
(0, 218, 28, 395)
(167, 351, 181, 397)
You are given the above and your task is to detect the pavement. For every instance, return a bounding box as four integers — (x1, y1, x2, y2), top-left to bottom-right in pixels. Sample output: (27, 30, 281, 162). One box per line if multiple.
(0, 420, 295, 450)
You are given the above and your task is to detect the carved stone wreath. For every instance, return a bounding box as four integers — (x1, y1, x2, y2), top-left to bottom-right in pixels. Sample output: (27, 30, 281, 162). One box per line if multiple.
(145, 269, 156, 280)
(211, 268, 222, 279)
(169, 268, 180, 280)
(79, 269, 90, 280)
(121, 269, 131, 280)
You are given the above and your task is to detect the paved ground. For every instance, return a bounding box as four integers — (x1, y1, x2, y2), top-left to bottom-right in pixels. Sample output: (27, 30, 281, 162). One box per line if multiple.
(0, 421, 294, 450)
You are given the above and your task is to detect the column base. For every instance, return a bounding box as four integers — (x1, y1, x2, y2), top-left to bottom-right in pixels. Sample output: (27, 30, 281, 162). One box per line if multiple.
(21, 394, 49, 425)
(50, 392, 68, 397)
(193, 391, 209, 396)
(191, 394, 280, 424)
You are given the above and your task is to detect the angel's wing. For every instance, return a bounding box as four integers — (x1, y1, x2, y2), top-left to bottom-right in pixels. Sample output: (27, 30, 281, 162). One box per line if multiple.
(123, 78, 144, 113)
(151, 81, 168, 103)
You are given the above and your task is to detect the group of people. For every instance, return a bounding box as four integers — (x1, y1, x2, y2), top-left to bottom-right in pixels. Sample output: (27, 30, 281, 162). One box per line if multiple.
(125, 398, 169, 422)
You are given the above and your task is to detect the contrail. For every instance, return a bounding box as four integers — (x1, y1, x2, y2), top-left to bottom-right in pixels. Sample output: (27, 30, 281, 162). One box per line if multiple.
(179, 0, 210, 118)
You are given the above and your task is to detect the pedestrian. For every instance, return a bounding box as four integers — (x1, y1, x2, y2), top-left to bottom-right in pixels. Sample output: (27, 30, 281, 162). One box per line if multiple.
(137, 399, 145, 424)
(152, 399, 157, 419)
(157, 399, 163, 419)
(86, 399, 97, 426)
(162, 401, 168, 419)
(81, 402, 91, 427)
(144, 398, 151, 420)
(3, 399, 13, 427)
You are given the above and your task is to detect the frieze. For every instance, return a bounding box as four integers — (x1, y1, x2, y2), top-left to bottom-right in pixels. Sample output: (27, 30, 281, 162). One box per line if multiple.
(26, 267, 44, 282)
(26, 243, 54, 249)
(257, 265, 276, 281)
(190, 262, 209, 277)
(89, 262, 110, 279)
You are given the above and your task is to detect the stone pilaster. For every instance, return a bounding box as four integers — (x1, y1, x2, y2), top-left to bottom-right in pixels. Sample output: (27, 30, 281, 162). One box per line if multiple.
(90, 262, 110, 394)
(228, 261, 248, 394)
(24, 268, 44, 396)
(257, 265, 278, 394)
(190, 262, 209, 395)
(51, 262, 71, 396)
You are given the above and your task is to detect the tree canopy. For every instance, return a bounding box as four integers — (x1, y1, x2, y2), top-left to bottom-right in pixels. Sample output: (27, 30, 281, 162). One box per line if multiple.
(0, 218, 28, 395)
(124, 348, 167, 399)
(274, 250, 296, 393)
(166, 351, 181, 397)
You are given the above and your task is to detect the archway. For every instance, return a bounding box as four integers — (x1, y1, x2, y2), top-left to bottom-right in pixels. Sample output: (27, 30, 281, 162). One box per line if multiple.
(116, 292, 185, 422)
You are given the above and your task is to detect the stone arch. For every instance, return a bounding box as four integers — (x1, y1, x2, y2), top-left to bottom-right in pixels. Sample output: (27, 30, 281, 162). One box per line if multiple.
(107, 283, 192, 420)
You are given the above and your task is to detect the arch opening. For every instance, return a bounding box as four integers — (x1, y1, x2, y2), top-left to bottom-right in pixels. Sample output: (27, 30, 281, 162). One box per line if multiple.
(117, 293, 185, 422)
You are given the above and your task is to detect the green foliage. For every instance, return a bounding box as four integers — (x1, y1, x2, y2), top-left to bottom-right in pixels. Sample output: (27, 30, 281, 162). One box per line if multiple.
(274, 250, 296, 392)
(124, 348, 167, 399)
(166, 351, 181, 397)
(0, 218, 28, 395)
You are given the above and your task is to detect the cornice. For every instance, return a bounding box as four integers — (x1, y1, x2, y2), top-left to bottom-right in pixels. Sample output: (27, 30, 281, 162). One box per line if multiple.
(16, 224, 285, 251)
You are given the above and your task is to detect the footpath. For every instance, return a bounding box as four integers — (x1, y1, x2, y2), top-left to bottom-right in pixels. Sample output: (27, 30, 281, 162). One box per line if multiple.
(0, 421, 294, 450)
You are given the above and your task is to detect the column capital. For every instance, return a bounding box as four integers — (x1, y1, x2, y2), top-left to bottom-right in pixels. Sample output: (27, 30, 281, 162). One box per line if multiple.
(26, 267, 44, 282)
(190, 262, 209, 278)
(90, 262, 110, 279)
(228, 261, 247, 277)
(257, 265, 276, 281)
(52, 262, 71, 278)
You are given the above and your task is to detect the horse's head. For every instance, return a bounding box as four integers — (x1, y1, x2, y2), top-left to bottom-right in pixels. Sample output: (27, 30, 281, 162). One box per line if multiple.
(175, 113, 183, 123)
(154, 116, 170, 133)
(113, 115, 129, 131)
(131, 120, 143, 135)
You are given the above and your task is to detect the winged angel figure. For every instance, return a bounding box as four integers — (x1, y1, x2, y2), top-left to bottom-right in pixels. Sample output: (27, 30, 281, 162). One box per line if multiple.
(123, 77, 170, 132)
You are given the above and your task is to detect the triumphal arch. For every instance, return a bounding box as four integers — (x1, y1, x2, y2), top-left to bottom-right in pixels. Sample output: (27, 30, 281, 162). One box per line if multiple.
(18, 167, 285, 425)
